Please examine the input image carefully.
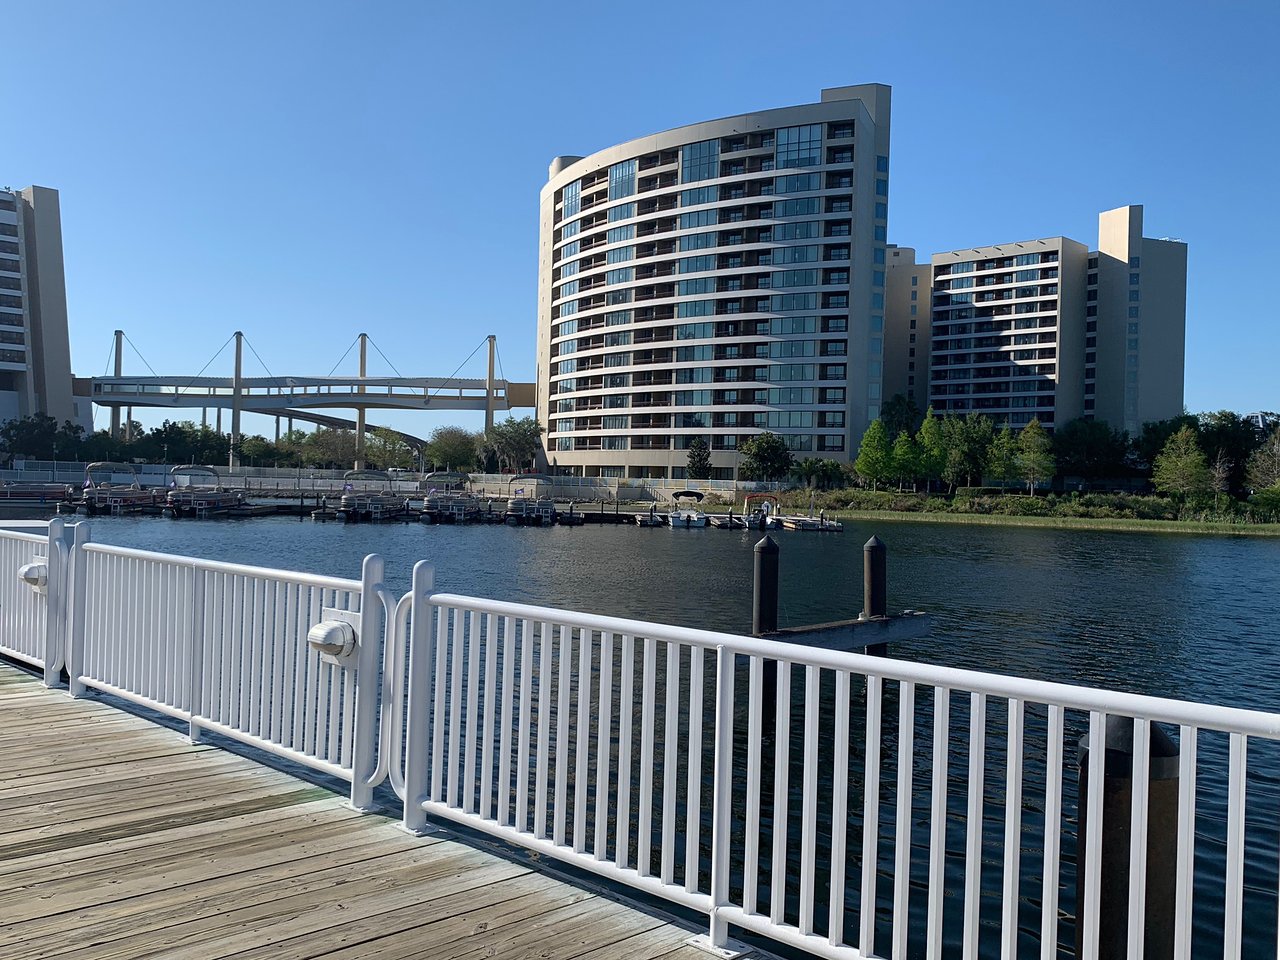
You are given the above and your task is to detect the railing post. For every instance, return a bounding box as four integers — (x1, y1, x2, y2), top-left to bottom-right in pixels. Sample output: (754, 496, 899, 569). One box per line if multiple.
(402, 561, 435, 834)
(187, 563, 206, 743)
(43, 517, 67, 686)
(350, 553, 385, 811)
(708, 644, 735, 947)
(65, 522, 91, 698)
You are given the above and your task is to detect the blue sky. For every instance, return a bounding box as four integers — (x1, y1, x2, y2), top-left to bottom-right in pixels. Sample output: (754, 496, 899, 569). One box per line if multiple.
(7, 0, 1278, 439)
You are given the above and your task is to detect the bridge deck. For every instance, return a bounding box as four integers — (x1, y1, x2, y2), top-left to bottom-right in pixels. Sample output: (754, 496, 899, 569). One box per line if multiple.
(0, 663, 714, 960)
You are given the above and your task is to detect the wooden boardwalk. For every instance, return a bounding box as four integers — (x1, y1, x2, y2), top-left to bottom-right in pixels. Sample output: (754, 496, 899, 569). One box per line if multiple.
(0, 662, 720, 960)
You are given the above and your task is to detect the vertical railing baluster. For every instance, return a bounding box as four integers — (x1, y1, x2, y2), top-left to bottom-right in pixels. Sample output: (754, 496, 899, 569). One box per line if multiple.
(514, 617, 533, 829)
(799, 665, 820, 936)
(497, 615, 515, 828)
(463, 610, 481, 814)
(481, 611, 498, 821)
(1224, 733, 1247, 959)
(744, 655, 763, 915)
(893, 680, 915, 959)
(616, 633, 635, 870)
(270, 578, 286, 745)
(708, 645, 735, 948)
(187, 568, 205, 742)
(430, 605, 450, 803)
(1174, 725, 1197, 960)
(685, 643, 704, 894)
(448, 608, 465, 809)
(533, 620, 551, 839)
(829, 669, 850, 948)
(963, 692, 987, 960)
(771, 660, 792, 926)
(661, 640, 680, 885)
(860, 673, 883, 957)
(553, 623, 572, 846)
(1001, 698, 1024, 960)
(594, 630, 614, 859)
(638, 636, 657, 878)
(1041, 704, 1064, 960)
(1127, 717, 1151, 960)
(573, 627, 592, 853)
(1081, 710, 1107, 960)
(927, 687, 950, 960)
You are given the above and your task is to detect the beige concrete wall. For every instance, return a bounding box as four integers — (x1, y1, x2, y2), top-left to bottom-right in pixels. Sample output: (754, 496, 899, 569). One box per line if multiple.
(882, 245, 930, 410)
(18, 186, 74, 424)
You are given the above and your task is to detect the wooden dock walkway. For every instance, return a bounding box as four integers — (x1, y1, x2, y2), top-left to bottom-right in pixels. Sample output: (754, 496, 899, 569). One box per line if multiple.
(0, 662, 719, 960)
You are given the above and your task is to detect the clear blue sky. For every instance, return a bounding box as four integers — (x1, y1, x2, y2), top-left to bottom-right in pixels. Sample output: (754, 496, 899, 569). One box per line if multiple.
(7, 0, 1278, 439)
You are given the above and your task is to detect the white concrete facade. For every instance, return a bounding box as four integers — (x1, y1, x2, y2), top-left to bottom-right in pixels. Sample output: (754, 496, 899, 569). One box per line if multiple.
(0, 185, 75, 429)
(536, 85, 892, 479)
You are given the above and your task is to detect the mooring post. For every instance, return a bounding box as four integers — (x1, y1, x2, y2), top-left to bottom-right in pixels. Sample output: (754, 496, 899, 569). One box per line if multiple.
(862, 535, 888, 655)
(753, 535, 780, 730)
(1076, 716, 1178, 959)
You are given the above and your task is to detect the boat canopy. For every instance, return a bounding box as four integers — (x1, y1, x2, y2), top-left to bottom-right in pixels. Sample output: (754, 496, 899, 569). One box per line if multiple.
(671, 490, 705, 502)
(168, 464, 222, 487)
(84, 462, 141, 488)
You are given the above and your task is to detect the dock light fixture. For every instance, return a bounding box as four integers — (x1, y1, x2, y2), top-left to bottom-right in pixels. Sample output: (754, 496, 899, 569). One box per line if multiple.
(17, 560, 48, 595)
(307, 619, 355, 665)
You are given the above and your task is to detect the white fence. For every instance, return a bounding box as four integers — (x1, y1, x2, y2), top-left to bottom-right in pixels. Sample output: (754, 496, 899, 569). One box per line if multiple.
(4, 521, 1280, 957)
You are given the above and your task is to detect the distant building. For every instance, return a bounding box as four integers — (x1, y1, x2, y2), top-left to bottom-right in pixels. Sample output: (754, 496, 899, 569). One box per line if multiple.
(888, 206, 1186, 434)
(0, 185, 83, 430)
(537, 85, 893, 479)
(882, 244, 930, 411)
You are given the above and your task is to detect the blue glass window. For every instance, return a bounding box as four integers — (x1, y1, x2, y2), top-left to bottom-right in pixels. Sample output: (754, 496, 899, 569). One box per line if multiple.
(562, 181, 581, 217)
(680, 209, 717, 230)
(876, 155, 889, 173)
(775, 173, 821, 193)
(681, 186, 717, 206)
(680, 232, 716, 251)
(608, 202, 636, 222)
(606, 224, 635, 244)
(775, 198, 820, 218)
(776, 124, 822, 168)
(609, 159, 637, 200)
(678, 278, 715, 296)
(606, 267, 633, 285)
(606, 245, 634, 264)
(681, 139, 719, 183)
(875, 179, 888, 196)
(679, 255, 716, 273)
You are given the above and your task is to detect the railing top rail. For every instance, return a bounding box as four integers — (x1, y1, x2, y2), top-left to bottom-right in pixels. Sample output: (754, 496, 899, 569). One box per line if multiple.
(84, 542, 363, 593)
(0, 528, 50, 545)
(427, 590, 1280, 739)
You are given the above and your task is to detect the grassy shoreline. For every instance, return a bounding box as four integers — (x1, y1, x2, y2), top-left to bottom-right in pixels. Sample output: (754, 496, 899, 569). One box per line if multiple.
(814, 508, 1280, 537)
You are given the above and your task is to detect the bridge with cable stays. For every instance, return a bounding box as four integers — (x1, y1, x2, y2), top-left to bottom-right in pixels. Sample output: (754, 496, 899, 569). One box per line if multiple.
(78, 330, 535, 466)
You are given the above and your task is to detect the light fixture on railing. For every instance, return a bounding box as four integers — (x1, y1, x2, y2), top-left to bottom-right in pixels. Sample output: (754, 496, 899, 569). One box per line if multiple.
(17, 559, 47, 594)
(307, 612, 358, 665)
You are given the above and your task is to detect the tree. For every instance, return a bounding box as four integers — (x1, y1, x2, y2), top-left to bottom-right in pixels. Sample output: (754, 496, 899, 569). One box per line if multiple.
(915, 406, 945, 489)
(0, 415, 61, 460)
(685, 437, 712, 480)
(366, 427, 413, 470)
(1210, 453, 1232, 511)
(738, 431, 793, 481)
(889, 431, 921, 490)
(482, 416, 543, 473)
(881, 394, 921, 440)
(939, 413, 991, 489)
(425, 426, 479, 472)
(854, 419, 892, 490)
(1246, 428, 1280, 491)
(238, 435, 276, 466)
(1152, 425, 1210, 499)
(1198, 410, 1262, 495)
(1052, 418, 1129, 483)
(791, 457, 844, 490)
(986, 425, 1019, 487)
(1015, 419, 1056, 495)
(306, 428, 359, 468)
(1133, 415, 1199, 472)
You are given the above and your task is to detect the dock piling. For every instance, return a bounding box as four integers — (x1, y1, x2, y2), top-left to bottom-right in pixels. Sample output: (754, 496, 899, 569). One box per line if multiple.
(752, 535, 779, 635)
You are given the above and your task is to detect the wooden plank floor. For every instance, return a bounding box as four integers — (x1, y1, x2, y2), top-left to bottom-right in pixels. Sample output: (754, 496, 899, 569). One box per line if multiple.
(0, 663, 720, 960)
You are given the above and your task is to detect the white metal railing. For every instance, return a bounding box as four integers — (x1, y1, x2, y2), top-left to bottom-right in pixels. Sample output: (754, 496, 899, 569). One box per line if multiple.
(0, 519, 73, 684)
(64, 529, 392, 808)
(391, 565, 1280, 960)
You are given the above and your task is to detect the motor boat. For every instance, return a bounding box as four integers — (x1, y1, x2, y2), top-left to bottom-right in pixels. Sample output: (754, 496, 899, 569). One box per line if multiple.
(164, 465, 242, 518)
(336, 470, 409, 523)
(742, 493, 782, 530)
(77, 462, 157, 515)
(669, 490, 709, 528)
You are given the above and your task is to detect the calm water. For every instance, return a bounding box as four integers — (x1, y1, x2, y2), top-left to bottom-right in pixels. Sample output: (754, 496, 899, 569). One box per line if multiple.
(79, 515, 1280, 957)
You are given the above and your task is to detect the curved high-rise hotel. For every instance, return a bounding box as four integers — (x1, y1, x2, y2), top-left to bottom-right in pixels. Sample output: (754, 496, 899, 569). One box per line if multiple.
(537, 84, 892, 479)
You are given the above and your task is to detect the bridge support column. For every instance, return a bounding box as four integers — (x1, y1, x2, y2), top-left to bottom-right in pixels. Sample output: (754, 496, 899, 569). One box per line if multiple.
(110, 330, 123, 440)
(229, 331, 243, 470)
(485, 334, 496, 434)
(354, 332, 367, 470)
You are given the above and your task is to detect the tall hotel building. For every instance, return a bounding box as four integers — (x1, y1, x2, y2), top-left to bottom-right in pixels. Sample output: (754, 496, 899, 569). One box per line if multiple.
(920, 205, 1186, 435)
(0, 185, 76, 426)
(537, 85, 892, 479)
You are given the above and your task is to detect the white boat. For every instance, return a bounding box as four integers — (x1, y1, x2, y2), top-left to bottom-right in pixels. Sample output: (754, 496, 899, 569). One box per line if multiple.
(742, 494, 782, 530)
(77, 462, 157, 515)
(336, 470, 408, 523)
(505, 497, 555, 526)
(421, 491, 480, 524)
(668, 490, 709, 528)
(164, 465, 242, 518)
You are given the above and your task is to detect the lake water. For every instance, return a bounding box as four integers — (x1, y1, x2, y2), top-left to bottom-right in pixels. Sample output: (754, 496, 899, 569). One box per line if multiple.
(78, 515, 1280, 956)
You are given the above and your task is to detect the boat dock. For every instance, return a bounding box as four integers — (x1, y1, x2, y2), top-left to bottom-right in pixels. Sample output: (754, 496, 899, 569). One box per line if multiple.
(0, 663, 717, 960)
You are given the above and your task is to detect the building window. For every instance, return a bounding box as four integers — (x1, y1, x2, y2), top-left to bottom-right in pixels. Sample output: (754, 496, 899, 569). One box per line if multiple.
(1129, 306, 1140, 318)
(681, 139, 720, 183)
(562, 181, 581, 217)
(608, 202, 636, 222)
(1129, 272, 1140, 285)
(775, 124, 823, 168)
(1129, 256, 1140, 268)
(875, 179, 888, 196)
(609, 159, 637, 200)
(876, 155, 888, 172)
(1129, 290, 1140, 302)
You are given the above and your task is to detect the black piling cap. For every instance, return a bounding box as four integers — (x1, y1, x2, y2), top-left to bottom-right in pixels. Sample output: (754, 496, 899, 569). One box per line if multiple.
(864, 535, 885, 551)
(755, 535, 780, 555)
